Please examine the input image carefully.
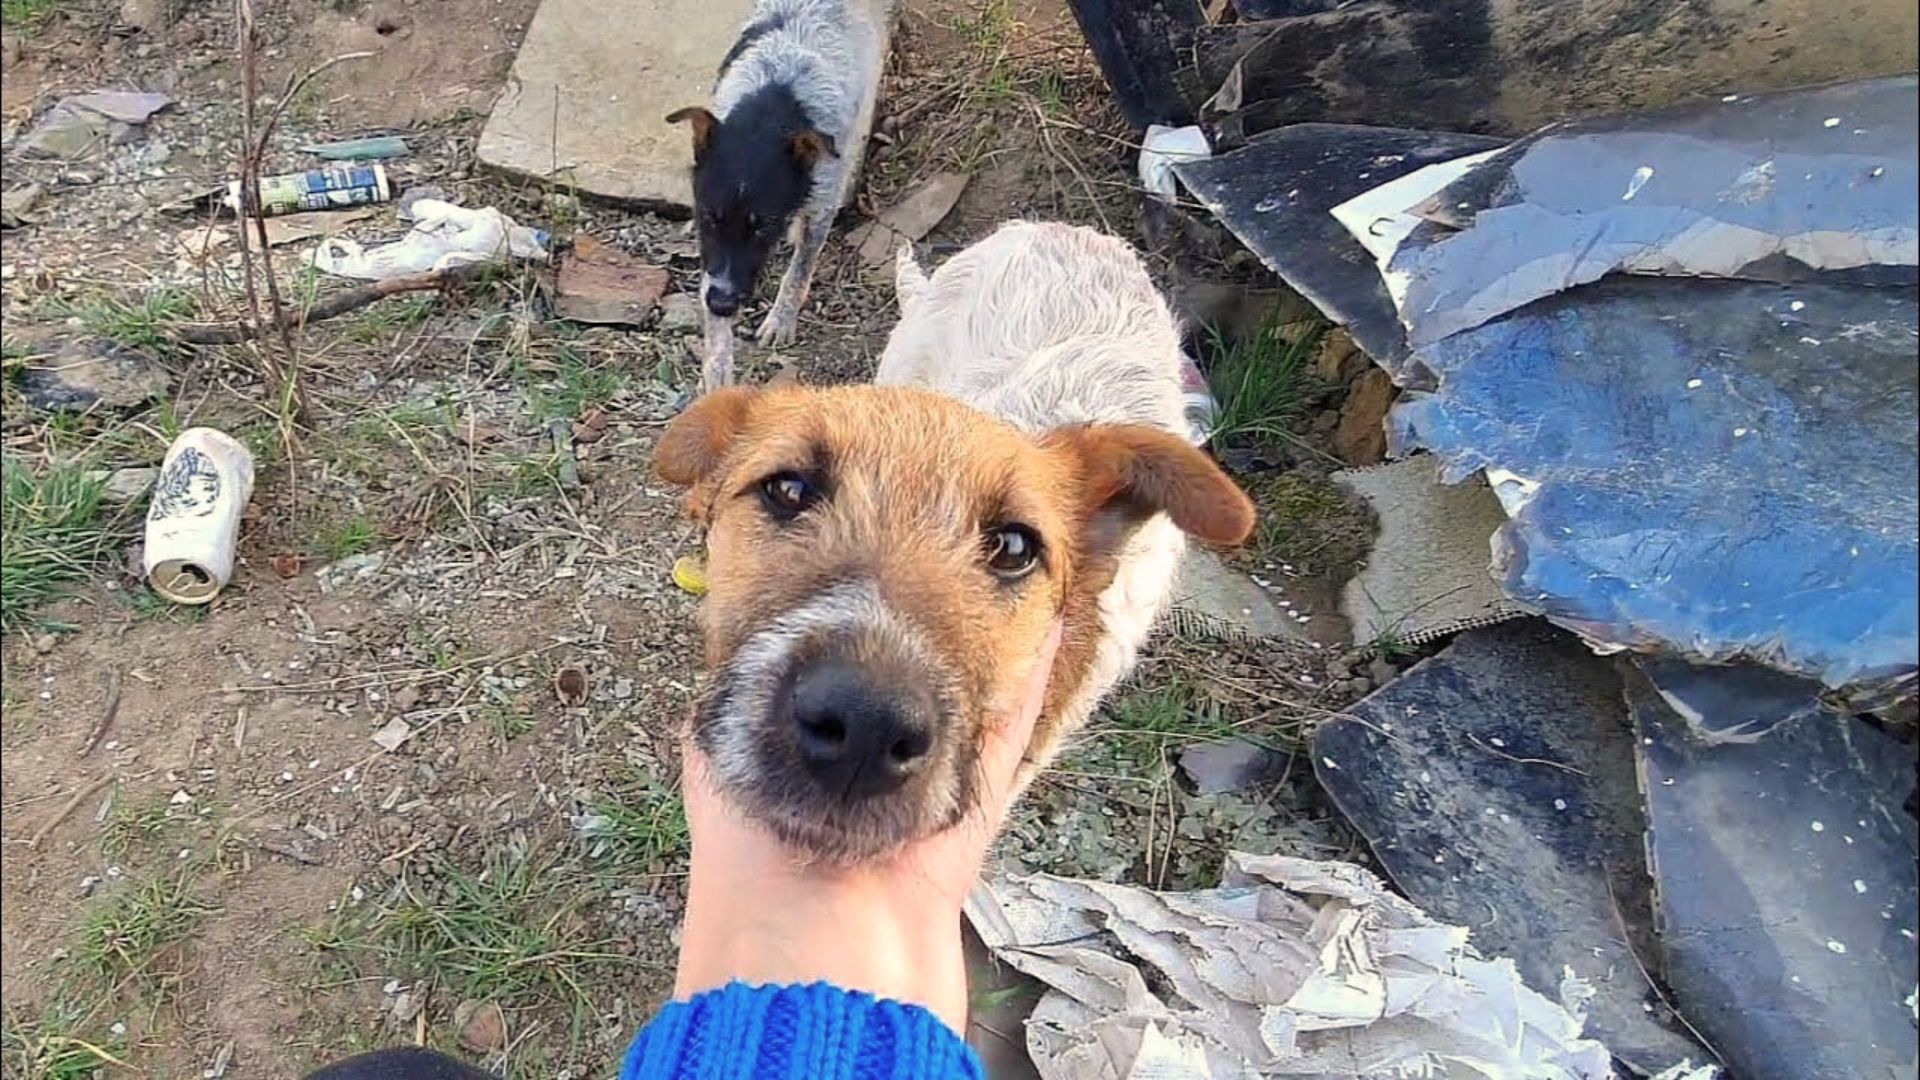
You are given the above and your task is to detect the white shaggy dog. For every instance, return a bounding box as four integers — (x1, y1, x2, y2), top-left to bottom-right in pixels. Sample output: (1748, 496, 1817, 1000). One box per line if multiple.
(875, 220, 1195, 762)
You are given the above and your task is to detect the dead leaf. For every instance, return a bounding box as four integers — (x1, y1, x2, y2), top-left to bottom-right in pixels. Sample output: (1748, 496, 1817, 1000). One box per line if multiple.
(571, 406, 609, 444)
(848, 172, 970, 270)
(556, 234, 670, 326)
(552, 665, 589, 706)
(269, 553, 303, 578)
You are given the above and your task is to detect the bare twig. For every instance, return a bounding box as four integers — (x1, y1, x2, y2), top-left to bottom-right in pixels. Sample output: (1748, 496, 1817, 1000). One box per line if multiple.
(78, 668, 124, 757)
(174, 262, 493, 344)
(252, 838, 322, 865)
(229, 2, 279, 389)
(1463, 731, 1590, 776)
(28, 777, 114, 849)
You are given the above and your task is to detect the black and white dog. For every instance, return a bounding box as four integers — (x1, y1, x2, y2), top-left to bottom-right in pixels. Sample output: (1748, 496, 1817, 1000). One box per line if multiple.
(666, 0, 893, 391)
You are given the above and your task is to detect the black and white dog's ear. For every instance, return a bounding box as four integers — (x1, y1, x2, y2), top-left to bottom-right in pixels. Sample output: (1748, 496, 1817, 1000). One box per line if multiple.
(666, 107, 720, 157)
(788, 127, 838, 167)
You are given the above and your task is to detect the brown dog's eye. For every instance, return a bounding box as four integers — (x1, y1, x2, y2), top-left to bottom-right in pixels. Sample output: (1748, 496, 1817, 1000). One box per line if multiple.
(759, 471, 816, 519)
(985, 525, 1041, 579)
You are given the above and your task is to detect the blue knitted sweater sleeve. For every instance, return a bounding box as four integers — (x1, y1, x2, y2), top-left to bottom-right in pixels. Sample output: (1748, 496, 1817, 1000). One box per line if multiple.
(620, 981, 986, 1080)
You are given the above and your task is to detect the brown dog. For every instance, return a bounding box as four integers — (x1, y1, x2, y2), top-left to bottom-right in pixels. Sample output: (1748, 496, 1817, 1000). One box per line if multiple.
(656, 383, 1253, 861)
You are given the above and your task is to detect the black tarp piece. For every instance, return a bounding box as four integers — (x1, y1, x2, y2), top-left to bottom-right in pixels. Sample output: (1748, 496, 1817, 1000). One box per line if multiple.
(1628, 675, 1920, 1080)
(1060, 0, 1204, 130)
(1065, 0, 1916, 143)
(1392, 76, 1920, 348)
(1390, 277, 1919, 689)
(1312, 622, 1706, 1073)
(1173, 124, 1505, 383)
(1633, 655, 1828, 743)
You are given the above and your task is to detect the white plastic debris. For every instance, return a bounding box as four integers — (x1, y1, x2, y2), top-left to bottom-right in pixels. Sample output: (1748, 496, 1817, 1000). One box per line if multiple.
(1138, 125, 1211, 206)
(966, 853, 1621, 1080)
(309, 199, 549, 280)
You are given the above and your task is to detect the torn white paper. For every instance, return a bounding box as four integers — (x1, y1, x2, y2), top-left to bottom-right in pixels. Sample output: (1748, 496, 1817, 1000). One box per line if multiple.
(967, 853, 1622, 1079)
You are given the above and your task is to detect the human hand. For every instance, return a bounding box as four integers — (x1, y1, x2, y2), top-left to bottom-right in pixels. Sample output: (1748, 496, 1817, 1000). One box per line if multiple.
(671, 621, 1062, 1033)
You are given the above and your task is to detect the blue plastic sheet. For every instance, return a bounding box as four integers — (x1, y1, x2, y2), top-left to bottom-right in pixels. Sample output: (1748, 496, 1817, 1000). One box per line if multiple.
(1391, 277, 1918, 687)
(1372, 78, 1920, 690)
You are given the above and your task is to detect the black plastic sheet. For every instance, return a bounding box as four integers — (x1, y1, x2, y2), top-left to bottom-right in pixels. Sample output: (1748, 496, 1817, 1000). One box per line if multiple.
(1174, 124, 1505, 384)
(1313, 622, 1704, 1072)
(1629, 674, 1920, 1080)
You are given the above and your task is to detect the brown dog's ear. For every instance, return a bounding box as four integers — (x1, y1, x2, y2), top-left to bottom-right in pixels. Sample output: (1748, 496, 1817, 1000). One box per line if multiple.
(1051, 424, 1255, 546)
(789, 128, 838, 167)
(655, 387, 760, 490)
(666, 107, 718, 158)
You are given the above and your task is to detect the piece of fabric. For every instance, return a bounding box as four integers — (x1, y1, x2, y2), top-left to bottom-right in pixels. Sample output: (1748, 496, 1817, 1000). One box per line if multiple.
(621, 981, 985, 1080)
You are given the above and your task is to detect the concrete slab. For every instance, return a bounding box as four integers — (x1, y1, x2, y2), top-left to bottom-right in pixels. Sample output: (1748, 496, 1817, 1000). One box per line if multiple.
(477, 0, 755, 207)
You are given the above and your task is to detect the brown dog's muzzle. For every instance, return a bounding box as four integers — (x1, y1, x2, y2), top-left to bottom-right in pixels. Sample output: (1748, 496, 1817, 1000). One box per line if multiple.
(782, 648, 939, 802)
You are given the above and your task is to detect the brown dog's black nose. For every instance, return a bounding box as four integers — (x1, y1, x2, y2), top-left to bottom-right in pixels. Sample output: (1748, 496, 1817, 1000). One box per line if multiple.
(789, 659, 933, 800)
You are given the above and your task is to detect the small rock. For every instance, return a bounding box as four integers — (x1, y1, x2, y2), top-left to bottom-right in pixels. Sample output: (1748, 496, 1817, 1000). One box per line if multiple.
(1348, 676, 1374, 696)
(1178, 738, 1285, 795)
(118, 0, 175, 35)
(454, 999, 507, 1054)
(31, 633, 58, 654)
(370, 716, 414, 753)
(1367, 656, 1400, 686)
(315, 552, 387, 594)
(391, 685, 422, 712)
(1333, 368, 1397, 466)
(15, 336, 171, 413)
(98, 465, 158, 502)
(1, 182, 46, 229)
(656, 293, 702, 335)
(388, 989, 424, 1025)
(1313, 328, 1367, 383)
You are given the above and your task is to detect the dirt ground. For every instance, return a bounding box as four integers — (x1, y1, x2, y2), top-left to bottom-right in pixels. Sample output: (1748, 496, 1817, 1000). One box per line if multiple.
(0, 1, 1391, 1076)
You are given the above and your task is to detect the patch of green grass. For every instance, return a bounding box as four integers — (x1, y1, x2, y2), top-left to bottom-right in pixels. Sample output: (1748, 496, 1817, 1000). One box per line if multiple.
(1101, 677, 1239, 758)
(580, 774, 689, 875)
(524, 349, 626, 422)
(953, 0, 1014, 51)
(1205, 315, 1326, 451)
(407, 625, 464, 671)
(72, 871, 215, 993)
(366, 850, 642, 1010)
(345, 295, 437, 345)
(481, 450, 564, 501)
(0, 0, 61, 30)
(480, 701, 535, 743)
(100, 795, 173, 858)
(1, 458, 114, 634)
(314, 514, 379, 561)
(60, 288, 197, 354)
(1, 997, 129, 1080)
(1367, 626, 1418, 662)
(1035, 71, 1070, 118)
